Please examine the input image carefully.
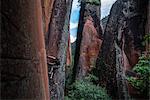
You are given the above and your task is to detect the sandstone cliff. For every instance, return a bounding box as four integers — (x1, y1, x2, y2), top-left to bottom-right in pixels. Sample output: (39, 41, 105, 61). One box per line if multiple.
(66, 34, 72, 67)
(96, 0, 149, 99)
(73, 1, 103, 80)
(1, 0, 49, 99)
(45, 0, 73, 99)
(41, 0, 55, 34)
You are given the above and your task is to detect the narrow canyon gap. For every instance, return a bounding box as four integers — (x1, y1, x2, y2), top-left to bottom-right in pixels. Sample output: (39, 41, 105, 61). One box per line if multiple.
(73, 0, 103, 80)
(0, 0, 149, 99)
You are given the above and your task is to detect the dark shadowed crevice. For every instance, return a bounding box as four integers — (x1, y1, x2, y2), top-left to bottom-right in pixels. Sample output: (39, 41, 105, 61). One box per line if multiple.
(72, 2, 85, 82)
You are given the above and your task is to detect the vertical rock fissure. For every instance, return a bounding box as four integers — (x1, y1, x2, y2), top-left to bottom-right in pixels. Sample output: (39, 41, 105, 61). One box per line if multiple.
(72, 2, 86, 81)
(115, 41, 129, 99)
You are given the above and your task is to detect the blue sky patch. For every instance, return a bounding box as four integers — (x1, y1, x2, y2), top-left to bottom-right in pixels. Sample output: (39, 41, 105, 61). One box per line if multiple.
(70, 0, 117, 43)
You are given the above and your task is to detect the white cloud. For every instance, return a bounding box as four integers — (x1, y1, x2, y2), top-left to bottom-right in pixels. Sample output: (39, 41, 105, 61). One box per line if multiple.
(101, 0, 116, 7)
(72, 0, 80, 11)
(101, 0, 117, 18)
(70, 22, 78, 30)
(70, 0, 117, 41)
(70, 35, 77, 43)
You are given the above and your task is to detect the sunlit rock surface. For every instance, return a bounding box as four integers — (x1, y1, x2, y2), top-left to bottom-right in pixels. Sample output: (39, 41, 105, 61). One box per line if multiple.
(74, 2, 103, 80)
(41, 0, 55, 34)
(66, 35, 72, 66)
(77, 16, 102, 79)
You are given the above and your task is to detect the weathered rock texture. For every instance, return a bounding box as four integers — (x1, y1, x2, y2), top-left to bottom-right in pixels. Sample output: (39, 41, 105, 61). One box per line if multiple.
(66, 34, 72, 66)
(41, 0, 55, 34)
(76, 16, 102, 79)
(74, 1, 103, 80)
(145, 0, 150, 55)
(72, 2, 85, 81)
(45, 0, 73, 99)
(1, 0, 49, 99)
(101, 15, 109, 32)
(96, 0, 148, 99)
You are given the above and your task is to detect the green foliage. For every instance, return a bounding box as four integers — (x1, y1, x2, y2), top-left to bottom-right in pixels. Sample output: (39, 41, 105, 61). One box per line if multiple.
(79, 0, 100, 5)
(84, 74, 99, 82)
(127, 55, 150, 95)
(142, 34, 150, 46)
(65, 56, 75, 89)
(65, 74, 111, 100)
(144, 34, 150, 42)
(92, 57, 106, 83)
(65, 42, 76, 88)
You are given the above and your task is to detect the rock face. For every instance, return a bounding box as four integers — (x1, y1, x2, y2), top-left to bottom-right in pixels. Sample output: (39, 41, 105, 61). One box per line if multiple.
(101, 15, 109, 31)
(1, 0, 49, 99)
(145, 0, 150, 55)
(45, 0, 73, 99)
(96, 0, 148, 99)
(66, 35, 72, 67)
(74, 1, 103, 80)
(41, 0, 55, 34)
(76, 16, 102, 79)
(46, 0, 67, 58)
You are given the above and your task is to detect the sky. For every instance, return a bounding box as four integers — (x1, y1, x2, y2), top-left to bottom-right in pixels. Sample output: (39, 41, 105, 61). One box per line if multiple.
(70, 0, 80, 43)
(101, 0, 117, 18)
(70, 0, 117, 43)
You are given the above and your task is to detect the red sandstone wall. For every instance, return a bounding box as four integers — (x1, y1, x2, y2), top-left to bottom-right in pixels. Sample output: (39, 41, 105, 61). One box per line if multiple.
(77, 16, 102, 78)
(66, 35, 72, 66)
(41, 0, 55, 34)
(1, 0, 49, 99)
